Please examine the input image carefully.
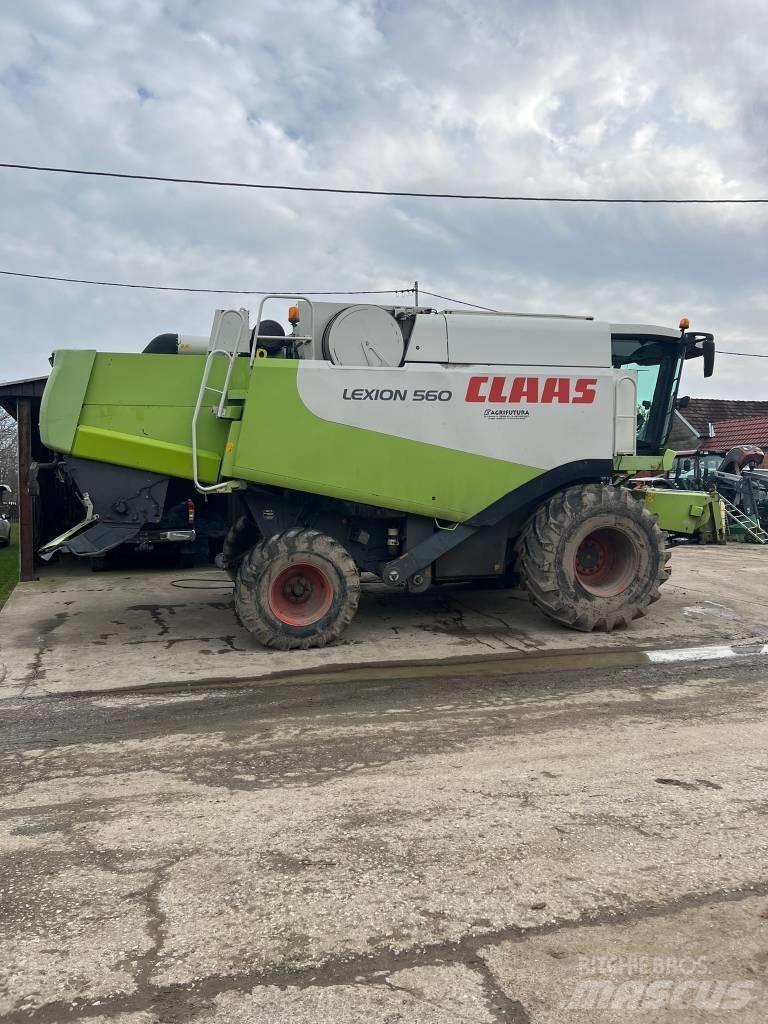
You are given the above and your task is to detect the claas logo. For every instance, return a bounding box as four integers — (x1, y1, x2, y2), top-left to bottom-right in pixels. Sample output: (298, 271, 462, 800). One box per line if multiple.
(465, 376, 598, 404)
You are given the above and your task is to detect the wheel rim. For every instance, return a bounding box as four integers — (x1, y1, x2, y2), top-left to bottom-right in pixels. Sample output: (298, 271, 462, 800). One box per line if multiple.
(268, 563, 333, 626)
(575, 527, 639, 597)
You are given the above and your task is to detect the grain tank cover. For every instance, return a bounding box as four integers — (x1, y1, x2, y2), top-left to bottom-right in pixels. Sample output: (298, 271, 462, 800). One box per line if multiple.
(444, 313, 610, 368)
(322, 304, 405, 367)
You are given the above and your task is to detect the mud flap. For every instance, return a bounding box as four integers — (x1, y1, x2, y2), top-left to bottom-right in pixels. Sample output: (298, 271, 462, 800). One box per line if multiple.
(39, 520, 142, 560)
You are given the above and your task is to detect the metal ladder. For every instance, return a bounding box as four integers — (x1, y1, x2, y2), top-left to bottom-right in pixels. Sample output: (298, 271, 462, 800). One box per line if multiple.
(191, 309, 250, 495)
(190, 299, 316, 494)
(721, 496, 768, 544)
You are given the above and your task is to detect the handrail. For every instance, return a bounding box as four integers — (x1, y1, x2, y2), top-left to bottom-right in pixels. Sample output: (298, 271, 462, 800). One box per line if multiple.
(192, 349, 235, 494)
(250, 295, 317, 368)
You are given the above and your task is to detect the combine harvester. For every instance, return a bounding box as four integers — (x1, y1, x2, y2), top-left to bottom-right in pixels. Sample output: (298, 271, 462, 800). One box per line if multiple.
(38, 300, 724, 648)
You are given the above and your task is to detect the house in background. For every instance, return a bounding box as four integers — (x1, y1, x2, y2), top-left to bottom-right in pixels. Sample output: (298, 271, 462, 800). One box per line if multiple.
(706, 415, 768, 454)
(669, 399, 768, 452)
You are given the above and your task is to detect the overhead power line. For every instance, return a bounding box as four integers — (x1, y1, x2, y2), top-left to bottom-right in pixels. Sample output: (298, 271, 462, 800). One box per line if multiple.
(1, 162, 767, 204)
(0, 269, 413, 296)
(0, 267, 764, 359)
(419, 290, 498, 311)
(0, 271, 496, 309)
(0, 270, 494, 309)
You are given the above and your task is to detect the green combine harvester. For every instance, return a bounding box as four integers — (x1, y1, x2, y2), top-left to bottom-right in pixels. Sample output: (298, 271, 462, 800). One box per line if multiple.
(39, 298, 724, 648)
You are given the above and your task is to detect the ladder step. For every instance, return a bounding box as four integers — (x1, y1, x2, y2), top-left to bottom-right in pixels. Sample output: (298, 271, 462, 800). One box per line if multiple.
(722, 497, 768, 543)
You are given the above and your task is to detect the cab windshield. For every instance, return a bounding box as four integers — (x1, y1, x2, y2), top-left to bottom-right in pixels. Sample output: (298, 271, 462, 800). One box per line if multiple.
(611, 336, 684, 455)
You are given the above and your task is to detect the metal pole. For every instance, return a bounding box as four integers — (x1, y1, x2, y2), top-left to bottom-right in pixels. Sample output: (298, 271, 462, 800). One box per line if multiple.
(16, 398, 36, 582)
(414, 280, 419, 306)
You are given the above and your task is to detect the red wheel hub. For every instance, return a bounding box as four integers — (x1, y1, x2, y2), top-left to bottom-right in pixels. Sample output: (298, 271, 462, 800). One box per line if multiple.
(268, 563, 333, 627)
(575, 527, 639, 597)
(575, 535, 609, 579)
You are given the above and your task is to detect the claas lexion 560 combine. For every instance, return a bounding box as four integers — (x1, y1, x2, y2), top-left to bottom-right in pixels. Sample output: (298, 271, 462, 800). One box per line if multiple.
(38, 298, 724, 648)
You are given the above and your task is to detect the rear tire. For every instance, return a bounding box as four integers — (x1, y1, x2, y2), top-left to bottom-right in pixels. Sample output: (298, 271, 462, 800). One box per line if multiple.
(517, 483, 670, 632)
(235, 528, 360, 650)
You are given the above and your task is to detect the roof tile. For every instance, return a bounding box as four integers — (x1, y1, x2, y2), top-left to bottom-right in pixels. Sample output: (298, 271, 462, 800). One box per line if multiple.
(705, 415, 768, 452)
(682, 398, 768, 434)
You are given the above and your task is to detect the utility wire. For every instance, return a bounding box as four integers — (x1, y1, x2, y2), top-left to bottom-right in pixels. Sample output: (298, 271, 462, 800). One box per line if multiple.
(1, 162, 767, 204)
(0, 272, 492, 312)
(419, 290, 498, 312)
(0, 269, 414, 296)
(0, 271, 496, 311)
(1, 267, 764, 359)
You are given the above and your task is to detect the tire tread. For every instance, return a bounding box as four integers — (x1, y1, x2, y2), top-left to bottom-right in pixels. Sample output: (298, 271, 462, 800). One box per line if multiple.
(516, 483, 669, 633)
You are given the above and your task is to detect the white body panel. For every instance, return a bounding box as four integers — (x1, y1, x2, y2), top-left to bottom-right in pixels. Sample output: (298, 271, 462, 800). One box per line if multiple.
(442, 314, 610, 367)
(297, 362, 618, 469)
(248, 306, 683, 469)
(611, 323, 680, 339)
(406, 314, 448, 362)
(207, 309, 251, 354)
(177, 334, 209, 354)
(614, 372, 638, 455)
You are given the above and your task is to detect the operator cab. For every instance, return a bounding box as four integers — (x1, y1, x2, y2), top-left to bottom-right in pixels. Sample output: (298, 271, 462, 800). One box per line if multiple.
(673, 450, 723, 490)
(610, 320, 715, 455)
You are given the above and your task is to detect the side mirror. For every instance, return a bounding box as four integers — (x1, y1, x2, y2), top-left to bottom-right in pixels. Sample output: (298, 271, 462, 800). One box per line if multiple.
(702, 339, 715, 378)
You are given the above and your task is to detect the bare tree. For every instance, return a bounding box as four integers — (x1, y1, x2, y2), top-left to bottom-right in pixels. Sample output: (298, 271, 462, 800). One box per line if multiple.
(0, 409, 18, 498)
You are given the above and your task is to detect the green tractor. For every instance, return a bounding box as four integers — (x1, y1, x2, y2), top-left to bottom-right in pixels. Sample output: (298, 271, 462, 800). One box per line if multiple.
(38, 300, 724, 648)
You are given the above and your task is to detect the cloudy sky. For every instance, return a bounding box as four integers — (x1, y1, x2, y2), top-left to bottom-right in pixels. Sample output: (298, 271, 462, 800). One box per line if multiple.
(1, 0, 766, 398)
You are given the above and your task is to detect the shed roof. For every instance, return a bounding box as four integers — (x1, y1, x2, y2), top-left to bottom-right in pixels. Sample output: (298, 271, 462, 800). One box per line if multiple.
(682, 398, 768, 436)
(0, 376, 48, 419)
(706, 415, 768, 452)
(0, 375, 47, 399)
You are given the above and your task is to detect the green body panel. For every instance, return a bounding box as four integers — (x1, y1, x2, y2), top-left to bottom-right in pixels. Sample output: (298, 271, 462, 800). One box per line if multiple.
(220, 422, 241, 477)
(39, 350, 97, 453)
(72, 425, 222, 483)
(614, 450, 675, 474)
(230, 361, 542, 521)
(641, 488, 725, 541)
(42, 351, 249, 484)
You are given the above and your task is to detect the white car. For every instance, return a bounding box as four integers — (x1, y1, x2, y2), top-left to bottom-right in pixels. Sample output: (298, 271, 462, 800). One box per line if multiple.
(0, 484, 11, 547)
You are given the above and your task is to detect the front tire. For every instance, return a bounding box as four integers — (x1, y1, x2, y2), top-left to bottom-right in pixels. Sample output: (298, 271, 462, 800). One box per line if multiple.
(517, 483, 670, 632)
(235, 528, 360, 650)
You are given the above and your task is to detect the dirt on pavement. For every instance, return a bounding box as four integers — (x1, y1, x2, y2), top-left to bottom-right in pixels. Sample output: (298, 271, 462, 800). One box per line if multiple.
(1, 653, 767, 1022)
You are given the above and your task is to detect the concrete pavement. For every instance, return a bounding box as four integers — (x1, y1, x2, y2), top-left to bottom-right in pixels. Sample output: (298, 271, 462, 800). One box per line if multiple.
(1, 654, 767, 1021)
(2, 546, 768, 698)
